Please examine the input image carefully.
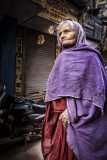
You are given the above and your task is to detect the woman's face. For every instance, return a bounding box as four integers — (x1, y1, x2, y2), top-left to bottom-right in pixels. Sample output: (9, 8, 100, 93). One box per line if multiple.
(58, 22, 76, 48)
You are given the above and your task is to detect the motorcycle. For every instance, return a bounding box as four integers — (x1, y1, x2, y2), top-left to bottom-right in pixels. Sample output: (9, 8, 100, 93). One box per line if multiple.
(0, 80, 46, 142)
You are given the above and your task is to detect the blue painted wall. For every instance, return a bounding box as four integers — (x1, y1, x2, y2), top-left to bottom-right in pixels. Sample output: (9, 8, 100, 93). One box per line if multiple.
(1, 17, 17, 96)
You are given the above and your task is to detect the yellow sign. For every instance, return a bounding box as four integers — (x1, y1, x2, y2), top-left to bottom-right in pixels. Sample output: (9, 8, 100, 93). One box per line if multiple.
(30, 0, 46, 8)
(48, 26, 55, 34)
(37, 35, 45, 45)
(37, 0, 78, 24)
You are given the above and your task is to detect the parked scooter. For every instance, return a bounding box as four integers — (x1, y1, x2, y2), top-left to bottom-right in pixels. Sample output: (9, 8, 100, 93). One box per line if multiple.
(0, 81, 46, 142)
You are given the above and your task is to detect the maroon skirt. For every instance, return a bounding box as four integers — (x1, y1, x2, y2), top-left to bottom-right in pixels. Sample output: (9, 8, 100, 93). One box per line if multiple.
(41, 98, 77, 160)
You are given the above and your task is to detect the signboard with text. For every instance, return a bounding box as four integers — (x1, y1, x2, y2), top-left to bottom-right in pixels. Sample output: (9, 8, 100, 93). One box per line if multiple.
(82, 12, 103, 41)
(37, 0, 78, 24)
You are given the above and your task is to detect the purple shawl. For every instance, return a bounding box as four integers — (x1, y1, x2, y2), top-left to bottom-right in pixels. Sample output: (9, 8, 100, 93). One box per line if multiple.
(45, 43, 107, 111)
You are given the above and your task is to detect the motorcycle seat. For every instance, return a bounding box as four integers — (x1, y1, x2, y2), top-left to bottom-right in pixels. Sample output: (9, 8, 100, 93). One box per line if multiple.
(32, 104, 46, 113)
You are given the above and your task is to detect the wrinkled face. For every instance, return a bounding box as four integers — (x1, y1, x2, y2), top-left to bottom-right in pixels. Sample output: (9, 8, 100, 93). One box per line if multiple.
(58, 23, 76, 48)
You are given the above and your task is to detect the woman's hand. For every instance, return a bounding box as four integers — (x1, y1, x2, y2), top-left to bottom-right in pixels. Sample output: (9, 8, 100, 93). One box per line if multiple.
(59, 109, 70, 124)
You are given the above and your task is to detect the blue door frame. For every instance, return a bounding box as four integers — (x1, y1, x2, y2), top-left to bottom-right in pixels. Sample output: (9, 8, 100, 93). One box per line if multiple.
(1, 17, 17, 96)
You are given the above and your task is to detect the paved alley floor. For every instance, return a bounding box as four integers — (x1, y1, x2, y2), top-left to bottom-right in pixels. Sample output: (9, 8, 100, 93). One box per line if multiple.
(0, 136, 44, 160)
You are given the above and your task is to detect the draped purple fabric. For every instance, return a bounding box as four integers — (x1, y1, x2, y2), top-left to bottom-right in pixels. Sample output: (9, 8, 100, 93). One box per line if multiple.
(45, 43, 107, 112)
(73, 21, 86, 45)
(66, 97, 107, 160)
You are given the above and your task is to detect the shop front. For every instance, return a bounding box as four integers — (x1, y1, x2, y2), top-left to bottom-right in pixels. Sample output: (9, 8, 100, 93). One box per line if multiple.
(15, 0, 78, 101)
(15, 17, 58, 100)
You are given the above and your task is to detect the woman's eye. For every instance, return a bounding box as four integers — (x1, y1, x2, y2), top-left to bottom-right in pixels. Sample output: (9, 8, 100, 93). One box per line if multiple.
(64, 30, 70, 33)
(59, 33, 61, 36)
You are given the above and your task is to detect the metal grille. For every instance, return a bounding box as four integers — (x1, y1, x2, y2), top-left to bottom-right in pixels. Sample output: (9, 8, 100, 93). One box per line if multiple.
(23, 29, 56, 94)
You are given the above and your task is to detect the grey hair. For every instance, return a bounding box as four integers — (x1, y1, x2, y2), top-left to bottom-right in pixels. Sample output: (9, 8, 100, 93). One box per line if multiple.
(57, 20, 74, 34)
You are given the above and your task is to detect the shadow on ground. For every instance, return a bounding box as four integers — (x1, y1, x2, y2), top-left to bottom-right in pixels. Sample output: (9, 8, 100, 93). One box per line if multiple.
(0, 136, 43, 160)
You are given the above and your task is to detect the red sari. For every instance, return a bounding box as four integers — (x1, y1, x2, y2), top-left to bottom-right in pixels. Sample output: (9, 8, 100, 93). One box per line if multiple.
(41, 98, 77, 160)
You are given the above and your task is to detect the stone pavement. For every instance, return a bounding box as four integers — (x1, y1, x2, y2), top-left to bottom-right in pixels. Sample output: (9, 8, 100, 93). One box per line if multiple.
(0, 136, 44, 160)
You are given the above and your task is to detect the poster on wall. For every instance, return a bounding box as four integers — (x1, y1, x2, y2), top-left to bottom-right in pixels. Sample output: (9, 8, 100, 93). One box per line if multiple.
(82, 12, 103, 41)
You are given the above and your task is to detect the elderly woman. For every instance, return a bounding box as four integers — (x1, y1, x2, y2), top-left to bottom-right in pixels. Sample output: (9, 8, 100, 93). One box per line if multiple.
(41, 20, 107, 160)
